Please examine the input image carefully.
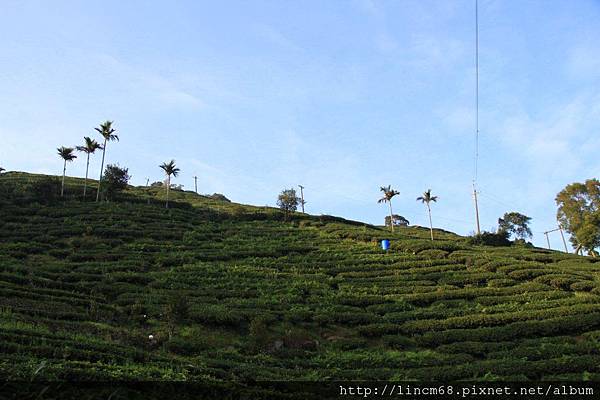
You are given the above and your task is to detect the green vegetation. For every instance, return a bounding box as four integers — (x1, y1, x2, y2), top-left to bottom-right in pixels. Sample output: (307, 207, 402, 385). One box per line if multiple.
(101, 164, 131, 201)
(277, 188, 300, 221)
(556, 179, 600, 256)
(498, 212, 532, 241)
(385, 214, 409, 228)
(1, 172, 600, 385)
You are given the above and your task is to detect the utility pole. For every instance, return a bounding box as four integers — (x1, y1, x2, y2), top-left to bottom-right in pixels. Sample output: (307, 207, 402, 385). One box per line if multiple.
(558, 225, 569, 253)
(145, 178, 150, 205)
(473, 182, 481, 235)
(543, 227, 569, 253)
(194, 176, 198, 194)
(298, 185, 306, 213)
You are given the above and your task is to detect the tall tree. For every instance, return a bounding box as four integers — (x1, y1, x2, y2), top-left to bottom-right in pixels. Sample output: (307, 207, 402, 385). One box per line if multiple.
(101, 164, 130, 201)
(159, 160, 180, 209)
(94, 121, 119, 202)
(76, 136, 103, 198)
(378, 185, 400, 232)
(556, 179, 600, 256)
(497, 211, 532, 241)
(57, 146, 77, 197)
(417, 189, 438, 240)
(277, 188, 300, 221)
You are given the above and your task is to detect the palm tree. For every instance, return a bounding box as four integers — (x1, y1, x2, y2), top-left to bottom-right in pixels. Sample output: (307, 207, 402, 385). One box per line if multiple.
(76, 137, 103, 198)
(159, 160, 180, 209)
(378, 185, 400, 232)
(417, 189, 438, 241)
(57, 146, 77, 197)
(94, 121, 119, 201)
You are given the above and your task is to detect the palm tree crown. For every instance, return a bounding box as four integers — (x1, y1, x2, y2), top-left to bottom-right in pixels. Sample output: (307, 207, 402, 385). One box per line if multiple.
(160, 160, 180, 178)
(94, 121, 119, 142)
(57, 147, 77, 162)
(76, 137, 103, 154)
(416, 189, 438, 205)
(378, 185, 400, 204)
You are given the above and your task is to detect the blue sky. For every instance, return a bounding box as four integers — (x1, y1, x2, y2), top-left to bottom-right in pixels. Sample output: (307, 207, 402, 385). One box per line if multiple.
(2, 0, 600, 249)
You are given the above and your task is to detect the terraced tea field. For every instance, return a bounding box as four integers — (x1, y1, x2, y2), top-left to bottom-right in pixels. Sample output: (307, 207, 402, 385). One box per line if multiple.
(1, 172, 600, 385)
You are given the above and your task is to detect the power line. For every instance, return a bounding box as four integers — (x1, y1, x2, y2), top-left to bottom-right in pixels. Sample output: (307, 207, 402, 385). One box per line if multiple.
(478, 191, 520, 211)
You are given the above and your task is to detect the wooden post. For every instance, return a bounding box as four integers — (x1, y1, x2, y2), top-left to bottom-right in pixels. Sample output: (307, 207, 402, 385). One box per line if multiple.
(194, 176, 198, 194)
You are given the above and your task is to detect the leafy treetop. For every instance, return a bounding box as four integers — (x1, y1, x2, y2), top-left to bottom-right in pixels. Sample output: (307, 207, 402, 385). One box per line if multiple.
(498, 211, 532, 240)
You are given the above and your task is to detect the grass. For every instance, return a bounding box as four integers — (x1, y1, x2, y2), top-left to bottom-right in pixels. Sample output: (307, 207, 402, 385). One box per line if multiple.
(1, 171, 600, 386)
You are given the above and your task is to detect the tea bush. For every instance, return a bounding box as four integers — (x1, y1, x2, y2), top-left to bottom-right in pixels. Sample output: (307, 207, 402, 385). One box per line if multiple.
(1, 172, 599, 383)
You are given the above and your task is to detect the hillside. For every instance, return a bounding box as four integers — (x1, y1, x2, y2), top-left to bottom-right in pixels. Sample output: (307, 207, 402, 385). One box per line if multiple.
(1, 172, 600, 391)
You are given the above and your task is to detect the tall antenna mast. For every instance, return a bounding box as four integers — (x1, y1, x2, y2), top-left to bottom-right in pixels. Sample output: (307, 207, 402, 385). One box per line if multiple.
(472, 0, 481, 235)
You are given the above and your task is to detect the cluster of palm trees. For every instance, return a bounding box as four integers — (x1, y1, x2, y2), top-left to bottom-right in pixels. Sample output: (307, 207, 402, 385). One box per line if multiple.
(56, 120, 182, 208)
(379, 186, 438, 240)
(57, 120, 118, 200)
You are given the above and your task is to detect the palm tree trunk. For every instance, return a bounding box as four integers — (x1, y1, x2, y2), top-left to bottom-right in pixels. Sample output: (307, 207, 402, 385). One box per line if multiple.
(388, 201, 394, 232)
(83, 153, 90, 198)
(96, 139, 107, 202)
(61, 160, 66, 197)
(427, 203, 434, 241)
(166, 175, 170, 209)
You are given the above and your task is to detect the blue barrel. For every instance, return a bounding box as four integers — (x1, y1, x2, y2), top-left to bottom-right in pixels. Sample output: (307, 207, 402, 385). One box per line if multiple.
(381, 239, 390, 251)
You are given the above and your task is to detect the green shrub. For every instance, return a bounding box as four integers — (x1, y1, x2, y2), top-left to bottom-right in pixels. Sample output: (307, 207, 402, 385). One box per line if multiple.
(467, 231, 511, 247)
(570, 281, 596, 292)
(165, 336, 207, 355)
